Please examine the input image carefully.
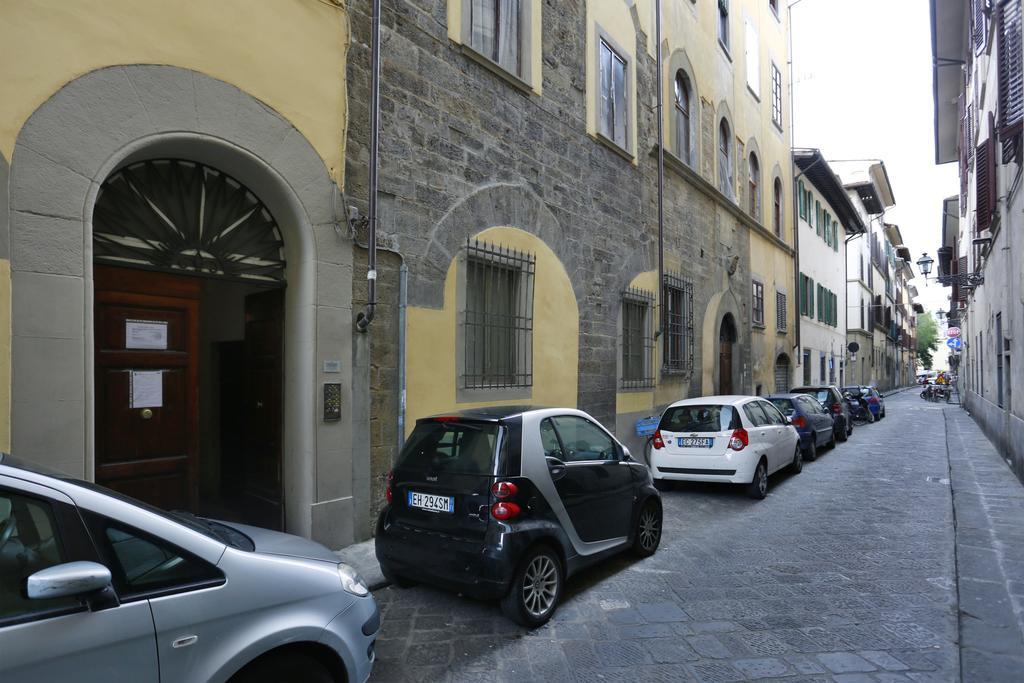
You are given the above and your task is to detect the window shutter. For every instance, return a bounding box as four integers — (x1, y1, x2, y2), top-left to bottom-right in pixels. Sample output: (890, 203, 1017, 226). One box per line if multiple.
(972, 0, 988, 53)
(833, 221, 840, 251)
(798, 180, 805, 218)
(959, 94, 969, 209)
(998, 0, 1023, 161)
(976, 121, 997, 232)
(809, 278, 815, 318)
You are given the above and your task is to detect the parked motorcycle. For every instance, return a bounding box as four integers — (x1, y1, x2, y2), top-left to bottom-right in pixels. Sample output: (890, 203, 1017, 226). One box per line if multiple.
(845, 391, 874, 424)
(920, 383, 949, 402)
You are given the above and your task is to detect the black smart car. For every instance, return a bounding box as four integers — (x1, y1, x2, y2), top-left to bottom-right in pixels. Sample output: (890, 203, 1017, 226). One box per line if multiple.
(375, 406, 662, 626)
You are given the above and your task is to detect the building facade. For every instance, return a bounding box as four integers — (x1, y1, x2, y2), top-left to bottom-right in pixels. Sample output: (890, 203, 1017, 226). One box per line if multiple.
(839, 163, 897, 388)
(344, 0, 795, 485)
(793, 150, 865, 388)
(0, 0, 369, 549)
(930, 0, 1023, 481)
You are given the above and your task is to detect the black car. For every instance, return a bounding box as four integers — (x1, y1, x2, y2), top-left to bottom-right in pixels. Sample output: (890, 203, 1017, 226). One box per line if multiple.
(375, 406, 662, 626)
(790, 385, 852, 442)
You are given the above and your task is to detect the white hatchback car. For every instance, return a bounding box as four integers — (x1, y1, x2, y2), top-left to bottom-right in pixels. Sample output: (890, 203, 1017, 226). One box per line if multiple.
(649, 396, 801, 499)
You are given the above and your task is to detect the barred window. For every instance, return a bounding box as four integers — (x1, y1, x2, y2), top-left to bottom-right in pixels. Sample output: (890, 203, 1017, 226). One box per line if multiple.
(776, 291, 787, 331)
(752, 281, 765, 327)
(662, 274, 694, 374)
(463, 239, 535, 389)
(621, 288, 655, 389)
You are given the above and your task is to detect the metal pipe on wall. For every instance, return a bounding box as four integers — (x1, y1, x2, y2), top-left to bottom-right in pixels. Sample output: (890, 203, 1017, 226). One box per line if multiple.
(397, 262, 408, 452)
(656, 0, 665, 343)
(356, 0, 381, 331)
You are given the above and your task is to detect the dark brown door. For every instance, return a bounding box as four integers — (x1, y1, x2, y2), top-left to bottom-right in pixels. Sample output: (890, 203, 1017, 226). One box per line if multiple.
(94, 266, 200, 511)
(242, 289, 284, 530)
(719, 315, 736, 395)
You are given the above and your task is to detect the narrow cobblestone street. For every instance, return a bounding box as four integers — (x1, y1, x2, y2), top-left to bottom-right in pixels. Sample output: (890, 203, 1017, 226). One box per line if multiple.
(367, 391, 1024, 682)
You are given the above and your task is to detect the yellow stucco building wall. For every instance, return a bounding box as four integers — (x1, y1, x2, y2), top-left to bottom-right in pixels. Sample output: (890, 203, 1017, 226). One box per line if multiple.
(405, 227, 579, 435)
(0, 0, 350, 452)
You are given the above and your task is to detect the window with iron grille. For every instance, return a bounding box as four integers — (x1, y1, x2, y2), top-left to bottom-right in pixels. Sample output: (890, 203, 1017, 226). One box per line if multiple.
(752, 280, 765, 327)
(776, 291, 787, 331)
(621, 288, 655, 388)
(463, 239, 535, 389)
(662, 274, 694, 374)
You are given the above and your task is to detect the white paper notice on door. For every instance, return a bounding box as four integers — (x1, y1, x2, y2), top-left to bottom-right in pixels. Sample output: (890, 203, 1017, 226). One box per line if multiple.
(125, 319, 168, 350)
(130, 370, 163, 409)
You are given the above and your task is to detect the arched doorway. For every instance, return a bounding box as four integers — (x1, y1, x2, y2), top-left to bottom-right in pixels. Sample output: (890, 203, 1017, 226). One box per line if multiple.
(719, 314, 737, 394)
(774, 354, 791, 393)
(92, 159, 286, 529)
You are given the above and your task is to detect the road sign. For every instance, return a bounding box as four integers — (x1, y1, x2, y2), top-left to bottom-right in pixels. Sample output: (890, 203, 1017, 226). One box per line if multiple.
(947, 327, 961, 338)
(946, 338, 962, 350)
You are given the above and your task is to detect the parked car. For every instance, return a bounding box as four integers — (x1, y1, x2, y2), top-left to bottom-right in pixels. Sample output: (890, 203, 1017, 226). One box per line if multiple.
(375, 407, 661, 627)
(790, 385, 852, 441)
(650, 396, 802, 500)
(843, 385, 886, 420)
(766, 393, 836, 461)
(0, 455, 378, 683)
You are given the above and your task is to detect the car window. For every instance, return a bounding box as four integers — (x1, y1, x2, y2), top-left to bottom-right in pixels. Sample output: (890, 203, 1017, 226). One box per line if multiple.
(0, 490, 79, 623)
(396, 419, 499, 474)
(84, 515, 222, 599)
(551, 416, 616, 462)
(540, 418, 564, 459)
(743, 402, 769, 427)
(768, 398, 795, 416)
(759, 401, 787, 425)
(800, 396, 822, 414)
(659, 405, 738, 433)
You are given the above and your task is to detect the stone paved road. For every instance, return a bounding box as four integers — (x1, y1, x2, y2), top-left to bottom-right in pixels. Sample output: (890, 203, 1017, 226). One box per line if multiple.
(369, 391, 967, 682)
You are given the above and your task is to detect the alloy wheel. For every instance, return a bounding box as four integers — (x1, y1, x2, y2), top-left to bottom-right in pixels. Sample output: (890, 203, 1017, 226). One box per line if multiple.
(522, 555, 559, 618)
(757, 465, 768, 496)
(639, 505, 661, 552)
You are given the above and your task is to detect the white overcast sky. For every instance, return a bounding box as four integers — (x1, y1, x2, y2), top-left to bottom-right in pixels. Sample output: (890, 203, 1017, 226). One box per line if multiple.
(790, 0, 957, 317)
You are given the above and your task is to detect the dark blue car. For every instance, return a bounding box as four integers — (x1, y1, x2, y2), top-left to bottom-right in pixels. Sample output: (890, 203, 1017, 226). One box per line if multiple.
(767, 393, 836, 461)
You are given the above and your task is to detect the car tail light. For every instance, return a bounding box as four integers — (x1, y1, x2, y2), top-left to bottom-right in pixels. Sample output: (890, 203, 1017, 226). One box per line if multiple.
(792, 416, 807, 429)
(491, 502, 521, 520)
(433, 415, 460, 423)
(728, 428, 748, 451)
(491, 481, 518, 499)
(652, 429, 665, 450)
(831, 403, 842, 414)
(385, 470, 393, 504)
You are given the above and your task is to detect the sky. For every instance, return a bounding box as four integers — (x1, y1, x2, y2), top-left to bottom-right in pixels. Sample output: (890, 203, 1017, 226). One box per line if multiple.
(790, 0, 958, 319)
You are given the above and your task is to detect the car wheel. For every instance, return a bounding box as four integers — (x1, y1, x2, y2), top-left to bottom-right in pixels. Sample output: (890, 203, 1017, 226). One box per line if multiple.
(232, 651, 333, 683)
(632, 499, 662, 557)
(827, 430, 837, 450)
(745, 460, 768, 500)
(790, 446, 803, 474)
(501, 545, 563, 628)
(867, 410, 875, 423)
(804, 440, 818, 462)
(846, 420, 854, 437)
(837, 419, 849, 442)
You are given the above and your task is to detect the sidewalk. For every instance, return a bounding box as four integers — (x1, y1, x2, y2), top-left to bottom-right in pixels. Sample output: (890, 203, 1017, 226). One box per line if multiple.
(944, 405, 1024, 679)
(335, 537, 386, 590)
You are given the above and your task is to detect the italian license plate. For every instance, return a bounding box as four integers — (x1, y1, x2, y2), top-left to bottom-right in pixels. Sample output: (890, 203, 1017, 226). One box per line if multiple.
(678, 437, 713, 448)
(407, 491, 454, 514)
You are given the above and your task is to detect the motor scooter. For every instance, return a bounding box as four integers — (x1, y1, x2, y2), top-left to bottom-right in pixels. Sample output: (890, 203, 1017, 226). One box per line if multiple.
(845, 391, 874, 424)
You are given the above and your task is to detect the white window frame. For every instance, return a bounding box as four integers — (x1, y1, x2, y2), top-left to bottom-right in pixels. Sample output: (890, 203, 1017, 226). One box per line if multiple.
(595, 29, 632, 154)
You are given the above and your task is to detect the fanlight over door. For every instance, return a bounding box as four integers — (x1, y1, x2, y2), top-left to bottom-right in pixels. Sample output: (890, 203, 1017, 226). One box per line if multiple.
(93, 159, 285, 283)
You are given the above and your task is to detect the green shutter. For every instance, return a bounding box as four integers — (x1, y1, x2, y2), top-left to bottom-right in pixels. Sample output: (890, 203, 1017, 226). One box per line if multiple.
(809, 280, 815, 319)
(798, 181, 806, 219)
(833, 220, 840, 251)
(815, 202, 822, 235)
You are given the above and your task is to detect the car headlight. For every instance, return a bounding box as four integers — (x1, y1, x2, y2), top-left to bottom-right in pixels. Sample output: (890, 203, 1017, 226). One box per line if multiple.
(338, 563, 370, 596)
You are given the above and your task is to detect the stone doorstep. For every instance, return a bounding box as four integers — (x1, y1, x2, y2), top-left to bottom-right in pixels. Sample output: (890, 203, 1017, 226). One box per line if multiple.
(335, 537, 387, 591)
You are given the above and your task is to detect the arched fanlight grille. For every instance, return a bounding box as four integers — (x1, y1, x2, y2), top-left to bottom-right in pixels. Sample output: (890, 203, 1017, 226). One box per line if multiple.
(93, 159, 285, 283)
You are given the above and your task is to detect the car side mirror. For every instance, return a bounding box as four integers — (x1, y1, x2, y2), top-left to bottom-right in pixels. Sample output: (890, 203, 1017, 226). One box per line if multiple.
(783, 415, 792, 425)
(27, 561, 118, 610)
(620, 446, 633, 462)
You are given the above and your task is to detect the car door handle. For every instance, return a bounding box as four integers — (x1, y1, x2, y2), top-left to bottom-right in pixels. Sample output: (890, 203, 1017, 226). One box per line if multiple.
(172, 635, 198, 649)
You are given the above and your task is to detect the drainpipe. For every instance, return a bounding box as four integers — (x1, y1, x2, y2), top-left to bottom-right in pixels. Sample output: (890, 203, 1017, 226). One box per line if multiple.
(397, 262, 408, 452)
(656, 0, 665, 342)
(356, 0, 381, 332)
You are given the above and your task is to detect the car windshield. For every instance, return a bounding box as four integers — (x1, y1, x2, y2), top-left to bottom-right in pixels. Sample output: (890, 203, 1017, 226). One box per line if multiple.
(0, 459, 249, 549)
(397, 419, 500, 474)
(659, 405, 738, 433)
(843, 386, 865, 397)
(768, 399, 795, 416)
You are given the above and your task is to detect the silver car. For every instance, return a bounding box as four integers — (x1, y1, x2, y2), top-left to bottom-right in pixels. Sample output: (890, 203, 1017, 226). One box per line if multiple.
(0, 455, 378, 683)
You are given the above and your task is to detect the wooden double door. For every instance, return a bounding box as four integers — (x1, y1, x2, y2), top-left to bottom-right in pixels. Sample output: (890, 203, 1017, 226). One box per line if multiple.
(94, 266, 284, 528)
